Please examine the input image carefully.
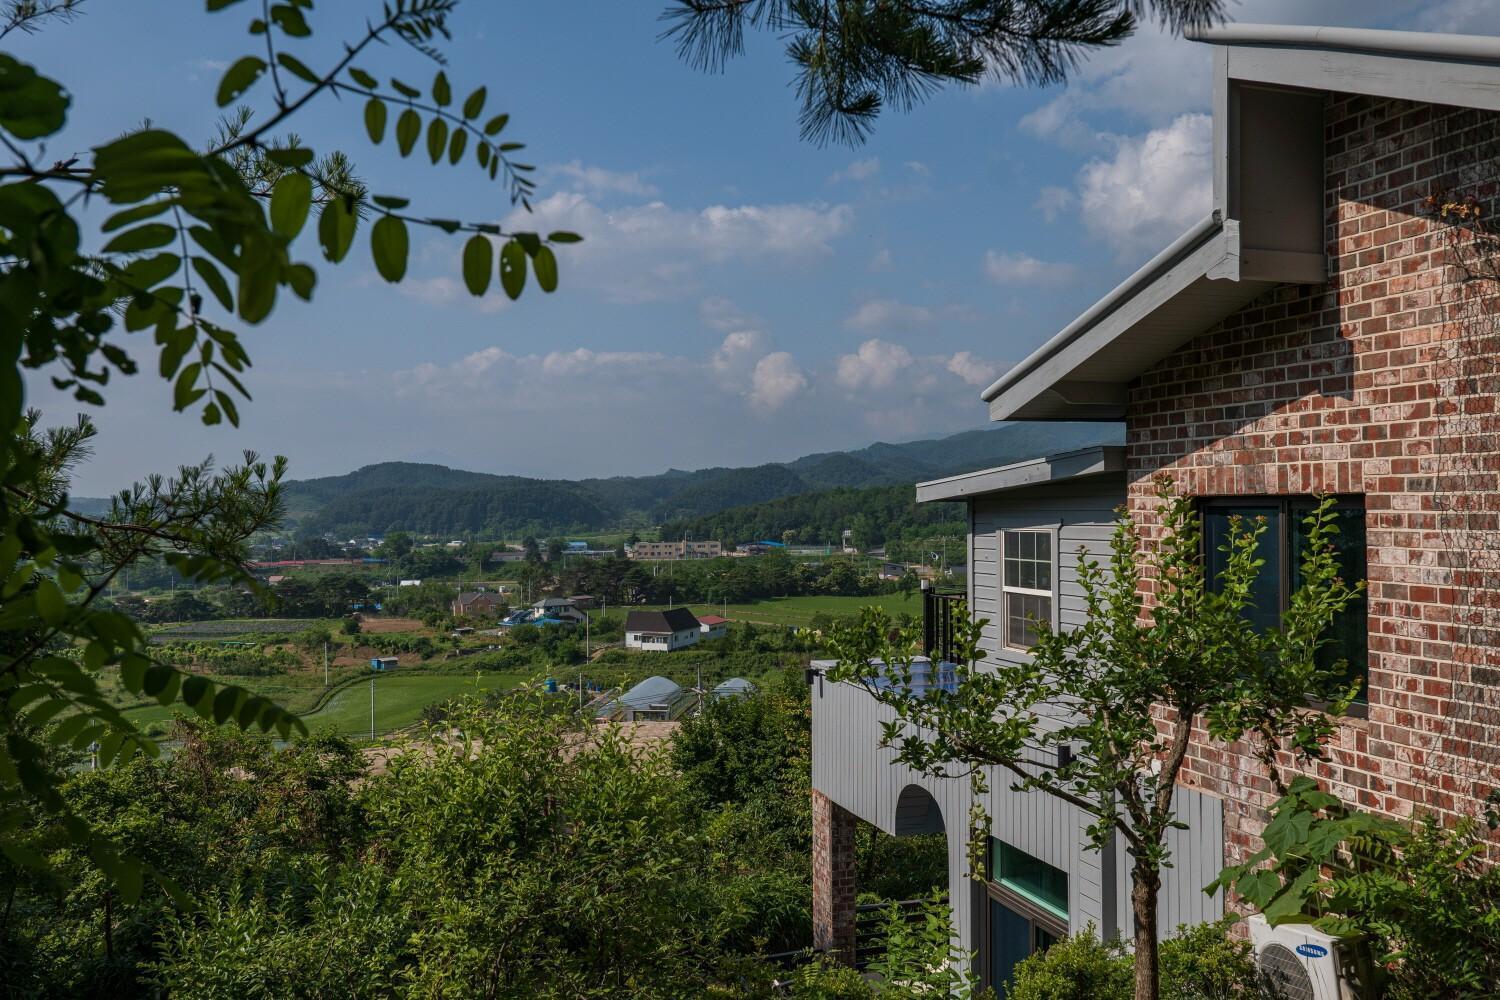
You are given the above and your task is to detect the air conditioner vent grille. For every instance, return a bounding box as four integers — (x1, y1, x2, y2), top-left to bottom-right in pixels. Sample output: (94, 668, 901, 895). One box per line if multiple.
(1258, 941, 1316, 1000)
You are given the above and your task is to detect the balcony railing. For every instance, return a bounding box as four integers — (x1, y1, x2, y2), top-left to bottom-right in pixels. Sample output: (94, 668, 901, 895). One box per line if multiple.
(922, 587, 966, 665)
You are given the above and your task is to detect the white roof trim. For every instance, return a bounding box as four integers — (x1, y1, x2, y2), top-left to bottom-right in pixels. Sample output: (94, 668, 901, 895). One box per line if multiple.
(915, 446, 1125, 503)
(1188, 23, 1500, 64)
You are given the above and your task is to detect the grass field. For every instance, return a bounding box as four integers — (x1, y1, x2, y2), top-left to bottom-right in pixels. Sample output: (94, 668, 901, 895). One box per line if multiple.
(122, 669, 535, 736)
(634, 593, 921, 628)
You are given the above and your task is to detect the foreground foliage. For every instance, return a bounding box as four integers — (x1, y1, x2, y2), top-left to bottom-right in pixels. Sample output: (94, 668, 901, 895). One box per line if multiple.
(0, 0, 570, 894)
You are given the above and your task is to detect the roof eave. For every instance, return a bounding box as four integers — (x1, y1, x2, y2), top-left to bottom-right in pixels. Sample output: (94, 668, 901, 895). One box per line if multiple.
(915, 445, 1126, 503)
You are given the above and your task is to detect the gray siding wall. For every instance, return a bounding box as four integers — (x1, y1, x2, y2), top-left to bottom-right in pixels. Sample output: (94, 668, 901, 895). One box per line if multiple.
(811, 474, 1224, 965)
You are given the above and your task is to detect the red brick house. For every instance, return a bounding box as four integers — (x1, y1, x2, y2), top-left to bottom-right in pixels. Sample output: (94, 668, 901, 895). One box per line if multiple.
(811, 22, 1500, 994)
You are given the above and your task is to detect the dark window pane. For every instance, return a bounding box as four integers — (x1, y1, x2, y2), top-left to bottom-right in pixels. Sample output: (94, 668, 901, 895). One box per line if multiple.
(1204, 505, 1281, 634)
(1291, 502, 1368, 701)
(1004, 593, 1051, 649)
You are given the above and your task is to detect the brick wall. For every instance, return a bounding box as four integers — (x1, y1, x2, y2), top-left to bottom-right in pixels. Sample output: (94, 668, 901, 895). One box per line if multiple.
(811, 789, 858, 963)
(1126, 92, 1500, 870)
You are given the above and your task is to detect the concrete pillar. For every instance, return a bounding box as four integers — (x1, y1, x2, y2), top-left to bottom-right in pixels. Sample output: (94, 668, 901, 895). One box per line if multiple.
(812, 788, 858, 964)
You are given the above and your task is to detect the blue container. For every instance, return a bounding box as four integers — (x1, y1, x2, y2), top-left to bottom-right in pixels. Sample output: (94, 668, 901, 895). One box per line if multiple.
(544, 677, 558, 693)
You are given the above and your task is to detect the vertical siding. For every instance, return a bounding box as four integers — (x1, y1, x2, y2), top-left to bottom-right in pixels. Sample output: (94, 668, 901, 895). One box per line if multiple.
(1112, 787, 1226, 937)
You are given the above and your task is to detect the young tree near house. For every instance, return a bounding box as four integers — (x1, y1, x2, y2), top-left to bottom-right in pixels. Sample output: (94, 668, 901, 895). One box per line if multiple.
(1, 0, 572, 896)
(663, 0, 1225, 144)
(827, 476, 1364, 1000)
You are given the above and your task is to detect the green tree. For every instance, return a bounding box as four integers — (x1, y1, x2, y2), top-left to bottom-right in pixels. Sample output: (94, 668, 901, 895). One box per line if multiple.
(0, 0, 573, 895)
(664, 0, 1224, 144)
(828, 478, 1363, 1000)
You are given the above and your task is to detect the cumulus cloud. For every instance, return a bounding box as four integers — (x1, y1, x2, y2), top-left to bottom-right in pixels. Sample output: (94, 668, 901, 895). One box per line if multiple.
(546, 160, 658, 198)
(711, 330, 767, 373)
(946, 351, 999, 387)
(509, 192, 853, 302)
(844, 299, 934, 332)
(700, 296, 759, 332)
(829, 157, 881, 183)
(1035, 186, 1074, 223)
(747, 352, 807, 411)
(1075, 113, 1213, 258)
(539, 348, 666, 376)
(983, 250, 1075, 286)
(394, 275, 512, 314)
(835, 339, 914, 391)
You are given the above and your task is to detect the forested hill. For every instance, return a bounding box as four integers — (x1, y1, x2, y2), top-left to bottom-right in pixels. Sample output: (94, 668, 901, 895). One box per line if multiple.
(277, 422, 1118, 537)
(658, 483, 966, 552)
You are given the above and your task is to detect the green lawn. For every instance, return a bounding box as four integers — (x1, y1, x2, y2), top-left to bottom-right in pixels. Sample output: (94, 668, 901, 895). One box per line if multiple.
(122, 669, 533, 736)
(637, 593, 921, 628)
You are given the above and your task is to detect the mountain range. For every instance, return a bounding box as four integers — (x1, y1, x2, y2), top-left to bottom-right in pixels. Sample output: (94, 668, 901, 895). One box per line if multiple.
(266, 422, 1121, 539)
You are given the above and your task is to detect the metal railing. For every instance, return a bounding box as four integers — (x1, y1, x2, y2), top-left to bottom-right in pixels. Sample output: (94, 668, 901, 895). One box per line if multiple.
(922, 588, 966, 664)
(854, 896, 945, 969)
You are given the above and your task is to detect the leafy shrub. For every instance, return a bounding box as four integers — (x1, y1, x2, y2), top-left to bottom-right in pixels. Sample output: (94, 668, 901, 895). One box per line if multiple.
(1008, 921, 1268, 1000)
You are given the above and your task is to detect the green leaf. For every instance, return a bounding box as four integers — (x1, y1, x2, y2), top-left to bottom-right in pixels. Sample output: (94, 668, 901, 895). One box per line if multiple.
(462, 86, 486, 119)
(276, 52, 319, 84)
(269, 3, 310, 36)
(34, 578, 66, 625)
(432, 70, 451, 107)
(461, 236, 491, 296)
(173, 362, 203, 411)
(390, 78, 420, 99)
(395, 109, 420, 157)
(216, 56, 267, 107)
(269, 172, 312, 238)
(0, 54, 69, 139)
(102, 224, 176, 255)
(348, 67, 377, 89)
(212, 685, 242, 724)
(370, 194, 409, 210)
(426, 118, 448, 164)
(370, 215, 408, 283)
(447, 128, 467, 165)
(532, 245, 558, 293)
(483, 113, 508, 135)
(364, 99, 387, 144)
(317, 197, 357, 263)
(547, 231, 583, 244)
(264, 145, 314, 168)
(191, 256, 234, 311)
(102, 200, 173, 233)
(499, 239, 526, 300)
(285, 263, 315, 301)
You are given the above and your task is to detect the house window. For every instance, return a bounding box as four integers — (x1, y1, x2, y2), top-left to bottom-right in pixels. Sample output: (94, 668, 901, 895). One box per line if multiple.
(1201, 497, 1368, 701)
(1002, 530, 1053, 650)
(985, 839, 1068, 994)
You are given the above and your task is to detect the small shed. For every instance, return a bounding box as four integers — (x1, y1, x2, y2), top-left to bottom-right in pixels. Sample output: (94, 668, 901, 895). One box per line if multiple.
(711, 677, 755, 700)
(370, 656, 398, 671)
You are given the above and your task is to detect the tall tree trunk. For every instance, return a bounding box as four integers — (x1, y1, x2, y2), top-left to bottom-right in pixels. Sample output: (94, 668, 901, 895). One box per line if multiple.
(1130, 858, 1161, 1000)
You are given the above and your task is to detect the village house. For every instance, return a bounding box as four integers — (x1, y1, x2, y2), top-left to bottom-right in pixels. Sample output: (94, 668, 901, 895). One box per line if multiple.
(624, 608, 703, 651)
(810, 23, 1500, 997)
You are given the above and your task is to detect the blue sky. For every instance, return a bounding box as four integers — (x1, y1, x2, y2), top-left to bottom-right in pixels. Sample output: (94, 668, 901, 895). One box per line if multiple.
(19, 1, 1498, 494)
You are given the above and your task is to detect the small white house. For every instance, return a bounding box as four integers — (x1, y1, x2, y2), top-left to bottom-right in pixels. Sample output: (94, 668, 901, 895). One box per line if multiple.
(624, 608, 702, 651)
(697, 614, 729, 640)
(531, 597, 586, 624)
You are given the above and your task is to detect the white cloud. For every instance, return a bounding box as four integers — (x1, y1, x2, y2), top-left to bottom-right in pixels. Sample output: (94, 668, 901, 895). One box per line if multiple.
(829, 157, 881, 183)
(983, 250, 1075, 286)
(844, 299, 934, 332)
(747, 352, 807, 412)
(836, 339, 913, 391)
(868, 248, 893, 272)
(700, 296, 758, 333)
(1075, 113, 1213, 258)
(904, 161, 931, 176)
(539, 348, 666, 376)
(394, 275, 512, 314)
(1035, 186, 1074, 223)
(711, 330, 767, 373)
(510, 192, 853, 303)
(546, 160, 658, 198)
(946, 351, 999, 387)
(194, 57, 229, 72)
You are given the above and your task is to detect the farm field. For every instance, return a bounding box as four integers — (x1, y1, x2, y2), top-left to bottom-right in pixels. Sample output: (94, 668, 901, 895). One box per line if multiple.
(122, 668, 535, 736)
(632, 593, 921, 628)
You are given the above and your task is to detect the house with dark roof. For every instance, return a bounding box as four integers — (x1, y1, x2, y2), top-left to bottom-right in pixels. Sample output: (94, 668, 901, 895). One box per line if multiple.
(451, 590, 507, 619)
(624, 608, 703, 651)
(808, 23, 1500, 995)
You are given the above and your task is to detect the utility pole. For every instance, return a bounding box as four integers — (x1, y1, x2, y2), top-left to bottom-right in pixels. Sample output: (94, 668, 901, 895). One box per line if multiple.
(323, 642, 329, 687)
(369, 678, 375, 741)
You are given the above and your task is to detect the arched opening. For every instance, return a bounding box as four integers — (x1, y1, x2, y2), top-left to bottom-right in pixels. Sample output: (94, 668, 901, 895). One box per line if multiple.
(893, 783, 945, 837)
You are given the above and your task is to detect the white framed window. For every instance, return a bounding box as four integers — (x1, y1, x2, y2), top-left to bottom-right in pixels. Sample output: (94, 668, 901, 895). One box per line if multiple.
(1001, 529, 1054, 650)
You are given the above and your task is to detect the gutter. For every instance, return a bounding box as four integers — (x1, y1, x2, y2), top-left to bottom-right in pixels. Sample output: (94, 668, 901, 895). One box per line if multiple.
(1187, 23, 1500, 65)
(981, 211, 1223, 404)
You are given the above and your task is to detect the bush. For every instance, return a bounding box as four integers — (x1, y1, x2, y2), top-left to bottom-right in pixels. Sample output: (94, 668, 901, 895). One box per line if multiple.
(1008, 921, 1268, 1000)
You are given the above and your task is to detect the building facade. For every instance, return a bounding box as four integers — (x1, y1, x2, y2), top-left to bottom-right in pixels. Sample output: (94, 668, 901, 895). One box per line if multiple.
(624, 608, 704, 650)
(811, 23, 1500, 993)
(627, 540, 723, 561)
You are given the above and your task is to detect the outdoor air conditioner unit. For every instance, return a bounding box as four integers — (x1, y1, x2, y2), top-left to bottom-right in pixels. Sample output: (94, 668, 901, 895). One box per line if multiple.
(1247, 914, 1354, 1000)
